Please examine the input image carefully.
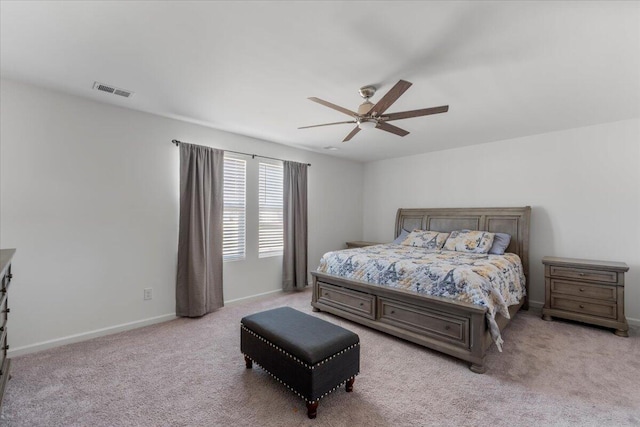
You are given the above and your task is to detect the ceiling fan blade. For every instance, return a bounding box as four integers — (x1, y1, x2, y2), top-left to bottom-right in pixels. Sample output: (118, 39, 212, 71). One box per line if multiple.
(343, 126, 361, 142)
(370, 80, 413, 116)
(383, 105, 449, 121)
(376, 122, 410, 137)
(298, 120, 356, 129)
(308, 97, 358, 117)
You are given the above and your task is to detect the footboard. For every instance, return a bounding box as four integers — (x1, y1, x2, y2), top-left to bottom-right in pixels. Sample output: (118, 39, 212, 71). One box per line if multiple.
(311, 271, 494, 373)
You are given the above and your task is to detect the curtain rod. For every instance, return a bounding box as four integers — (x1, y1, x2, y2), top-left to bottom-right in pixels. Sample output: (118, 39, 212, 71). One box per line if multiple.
(171, 139, 311, 167)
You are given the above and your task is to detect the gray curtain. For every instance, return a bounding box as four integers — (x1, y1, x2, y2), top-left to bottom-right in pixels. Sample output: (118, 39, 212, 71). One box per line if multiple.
(282, 161, 308, 291)
(176, 143, 224, 317)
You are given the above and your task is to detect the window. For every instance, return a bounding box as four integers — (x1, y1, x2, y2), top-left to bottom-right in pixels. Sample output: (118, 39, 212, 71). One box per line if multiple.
(258, 162, 284, 257)
(223, 156, 246, 261)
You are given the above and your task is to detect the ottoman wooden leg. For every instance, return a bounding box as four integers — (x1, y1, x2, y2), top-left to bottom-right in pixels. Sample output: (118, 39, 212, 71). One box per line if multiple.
(307, 401, 318, 419)
(346, 377, 355, 392)
(244, 356, 252, 369)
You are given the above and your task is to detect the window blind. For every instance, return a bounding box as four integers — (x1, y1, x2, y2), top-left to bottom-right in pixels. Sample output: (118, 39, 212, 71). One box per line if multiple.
(223, 156, 246, 261)
(258, 162, 284, 257)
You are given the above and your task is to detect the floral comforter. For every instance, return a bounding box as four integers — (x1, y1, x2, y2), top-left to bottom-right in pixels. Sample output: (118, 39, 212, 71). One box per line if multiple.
(317, 244, 526, 350)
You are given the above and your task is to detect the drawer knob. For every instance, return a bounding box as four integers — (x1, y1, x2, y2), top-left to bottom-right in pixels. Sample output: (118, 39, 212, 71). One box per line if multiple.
(579, 288, 585, 292)
(359, 302, 364, 306)
(445, 325, 451, 330)
(390, 310, 395, 314)
(579, 304, 585, 309)
(578, 273, 585, 276)
(323, 293, 329, 296)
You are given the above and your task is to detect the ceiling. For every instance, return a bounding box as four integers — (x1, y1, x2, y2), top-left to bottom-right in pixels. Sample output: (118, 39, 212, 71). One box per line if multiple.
(1, 1, 638, 163)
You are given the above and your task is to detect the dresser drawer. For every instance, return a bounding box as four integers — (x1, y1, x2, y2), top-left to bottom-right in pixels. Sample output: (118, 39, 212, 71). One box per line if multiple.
(549, 266, 617, 283)
(378, 298, 469, 348)
(317, 282, 375, 319)
(0, 347, 5, 375)
(0, 295, 6, 328)
(550, 296, 617, 319)
(550, 279, 616, 302)
(0, 272, 9, 292)
(0, 294, 6, 317)
(0, 328, 6, 359)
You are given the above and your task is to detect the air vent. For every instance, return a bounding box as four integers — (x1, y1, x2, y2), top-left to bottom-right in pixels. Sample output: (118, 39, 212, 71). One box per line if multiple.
(96, 84, 115, 94)
(113, 89, 132, 98)
(93, 82, 134, 98)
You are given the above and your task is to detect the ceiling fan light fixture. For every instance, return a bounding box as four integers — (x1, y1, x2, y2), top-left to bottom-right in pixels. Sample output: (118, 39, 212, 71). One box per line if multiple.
(358, 119, 377, 130)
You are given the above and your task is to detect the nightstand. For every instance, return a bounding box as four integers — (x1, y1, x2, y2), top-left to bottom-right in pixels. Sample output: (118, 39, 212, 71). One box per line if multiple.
(542, 256, 629, 336)
(345, 241, 381, 249)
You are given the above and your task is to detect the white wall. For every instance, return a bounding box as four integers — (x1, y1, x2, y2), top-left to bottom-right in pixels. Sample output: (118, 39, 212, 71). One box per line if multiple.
(363, 118, 640, 324)
(0, 79, 364, 354)
(3, 76, 636, 356)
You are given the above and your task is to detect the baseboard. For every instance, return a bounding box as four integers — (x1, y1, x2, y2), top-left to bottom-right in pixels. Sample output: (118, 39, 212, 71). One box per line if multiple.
(527, 299, 544, 315)
(8, 313, 177, 358)
(224, 288, 284, 305)
(9, 289, 292, 358)
(528, 300, 544, 309)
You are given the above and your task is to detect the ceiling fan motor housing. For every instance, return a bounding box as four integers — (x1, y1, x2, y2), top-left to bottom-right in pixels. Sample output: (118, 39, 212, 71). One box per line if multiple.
(358, 85, 376, 99)
(358, 101, 374, 115)
(358, 86, 377, 116)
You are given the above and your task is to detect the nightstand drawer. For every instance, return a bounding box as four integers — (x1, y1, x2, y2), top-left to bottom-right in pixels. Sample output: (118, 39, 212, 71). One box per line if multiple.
(549, 266, 617, 283)
(550, 296, 617, 319)
(317, 282, 375, 319)
(550, 279, 616, 301)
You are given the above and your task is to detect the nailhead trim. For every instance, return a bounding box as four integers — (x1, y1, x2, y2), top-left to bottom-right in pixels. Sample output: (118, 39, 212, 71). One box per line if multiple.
(243, 353, 359, 404)
(241, 323, 360, 370)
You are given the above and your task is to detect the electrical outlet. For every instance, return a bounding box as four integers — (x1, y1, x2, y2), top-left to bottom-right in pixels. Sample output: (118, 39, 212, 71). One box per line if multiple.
(143, 288, 152, 300)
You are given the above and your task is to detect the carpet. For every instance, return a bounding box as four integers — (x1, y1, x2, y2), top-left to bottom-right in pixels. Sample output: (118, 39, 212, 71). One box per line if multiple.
(1, 289, 638, 426)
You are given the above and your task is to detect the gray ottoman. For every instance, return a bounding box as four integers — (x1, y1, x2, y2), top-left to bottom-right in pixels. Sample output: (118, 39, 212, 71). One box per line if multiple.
(240, 307, 360, 419)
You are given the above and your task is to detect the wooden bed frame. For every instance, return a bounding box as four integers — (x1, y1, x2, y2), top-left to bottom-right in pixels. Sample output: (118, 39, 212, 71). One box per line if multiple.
(311, 206, 531, 373)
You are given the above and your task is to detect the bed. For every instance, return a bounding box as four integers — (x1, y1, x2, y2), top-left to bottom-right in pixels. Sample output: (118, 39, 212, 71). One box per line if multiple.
(311, 206, 531, 373)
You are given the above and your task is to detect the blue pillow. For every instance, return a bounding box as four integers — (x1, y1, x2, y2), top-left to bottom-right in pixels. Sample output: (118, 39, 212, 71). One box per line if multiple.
(489, 232, 511, 255)
(392, 229, 410, 244)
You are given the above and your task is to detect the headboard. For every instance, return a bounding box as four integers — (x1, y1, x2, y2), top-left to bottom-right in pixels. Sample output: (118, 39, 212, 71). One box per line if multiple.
(395, 206, 532, 300)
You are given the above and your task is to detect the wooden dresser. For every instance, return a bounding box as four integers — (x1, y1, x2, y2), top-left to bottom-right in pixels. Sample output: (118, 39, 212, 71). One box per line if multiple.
(345, 241, 381, 249)
(0, 249, 15, 408)
(542, 256, 629, 336)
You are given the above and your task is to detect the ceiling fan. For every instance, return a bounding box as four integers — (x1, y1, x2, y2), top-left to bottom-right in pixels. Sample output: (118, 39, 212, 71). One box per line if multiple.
(299, 80, 448, 142)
